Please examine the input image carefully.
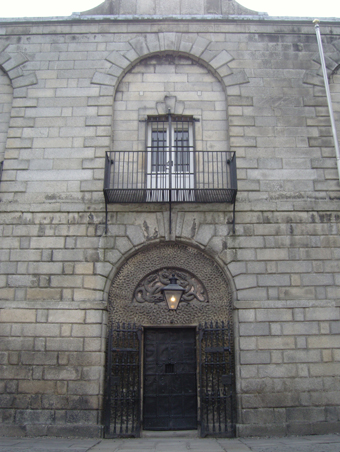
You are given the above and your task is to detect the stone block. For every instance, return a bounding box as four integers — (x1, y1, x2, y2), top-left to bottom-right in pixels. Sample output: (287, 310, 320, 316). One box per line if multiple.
(331, 322, 340, 334)
(82, 366, 103, 381)
(48, 310, 85, 324)
(126, 225, 145, 246)
(195, 224, 215, 246)
(85, 311, 103, 324)
(16, 409, 55, 425)
(27, 288, 62, 301)
(46, 338, 83, 352)
(0, 309, 36, 323)
(283, 350, 321, 363)
(18, 381, 56, 394)
(286, 407, 326, 422)
(11, 323, 60, 337)
(223, 71, 249, 87)
(65, 352, 103, 367)
(50, 276, 83, 288)
(305, 307, 340, 321)
(67, 381, 100, 396)
(240, 351, 271, 365)
(209, 50, 234, 69)
(65, 409, 98, 424)
(241, 408, 277, 425)
(0, 337, 34, 351)
(190, 36, 210, 57)
(258, 275, 290, 287)
(258, 337, 295, 350)
(92, 72, 117, 87)
(279, 287, 315, 300)
(21, 352, 58, 366)
(237, 288, 268, 301)
(234, 275, 257, 290)
(0, 366, 31, 380)
(282, 322, 318, 336)
(84, 338, 103, 352)
(72, 324, 103, 338)
(239, 337, 257, 350)
(239, 323, 270, 336)
(44, 367, 81, 381)
(256, 249, 289, 261)
(256, 309, 293, 322)
(3, 54, 27, 72)
(52, 250, 85, 262)
(308, 336, 340, 349)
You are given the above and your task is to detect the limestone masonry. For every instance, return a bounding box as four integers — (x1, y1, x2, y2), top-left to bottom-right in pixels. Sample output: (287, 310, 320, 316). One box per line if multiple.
(0, 0, 340, 439)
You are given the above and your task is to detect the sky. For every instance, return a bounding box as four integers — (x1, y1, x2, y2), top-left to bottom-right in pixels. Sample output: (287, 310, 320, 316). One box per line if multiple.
(0, 0, 340, 19)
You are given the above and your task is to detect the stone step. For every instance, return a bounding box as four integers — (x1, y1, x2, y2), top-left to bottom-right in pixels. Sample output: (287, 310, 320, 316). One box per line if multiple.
(141, 430, 198, 438)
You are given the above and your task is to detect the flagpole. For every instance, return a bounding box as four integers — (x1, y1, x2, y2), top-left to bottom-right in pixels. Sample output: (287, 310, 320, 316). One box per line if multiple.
(313, 19, 340, 183)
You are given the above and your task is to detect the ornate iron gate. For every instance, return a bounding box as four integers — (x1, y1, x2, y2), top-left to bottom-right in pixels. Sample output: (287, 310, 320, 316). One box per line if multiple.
(199, 321, 235, 437)
(104, 323, 142, 438)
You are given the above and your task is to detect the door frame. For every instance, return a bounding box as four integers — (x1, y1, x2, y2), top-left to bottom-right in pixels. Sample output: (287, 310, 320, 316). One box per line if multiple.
(104, 321, 235, 437)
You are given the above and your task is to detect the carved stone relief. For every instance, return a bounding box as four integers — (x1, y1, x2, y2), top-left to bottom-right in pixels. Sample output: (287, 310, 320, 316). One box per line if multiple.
(108, 242, 232, 327)
(133, 268, 208, 305)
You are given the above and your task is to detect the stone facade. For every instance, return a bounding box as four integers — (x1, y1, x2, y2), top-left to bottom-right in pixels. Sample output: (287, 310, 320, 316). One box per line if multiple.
(0, 0, 340, 438)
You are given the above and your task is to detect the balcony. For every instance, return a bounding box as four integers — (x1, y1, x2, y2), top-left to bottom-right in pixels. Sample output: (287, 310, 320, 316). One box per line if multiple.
(104, 150, 237, 232)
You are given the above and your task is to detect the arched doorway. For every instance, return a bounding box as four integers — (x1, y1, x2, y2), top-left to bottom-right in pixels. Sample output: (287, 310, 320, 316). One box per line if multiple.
(104, 242, 235, 438)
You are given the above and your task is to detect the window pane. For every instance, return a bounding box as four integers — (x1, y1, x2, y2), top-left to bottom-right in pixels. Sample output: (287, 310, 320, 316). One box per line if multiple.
(151, 129, 167, 171)
(174, 129, 190, 172)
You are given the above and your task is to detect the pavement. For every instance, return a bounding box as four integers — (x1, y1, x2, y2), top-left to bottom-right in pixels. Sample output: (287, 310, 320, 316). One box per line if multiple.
(1, 434, 340, 452)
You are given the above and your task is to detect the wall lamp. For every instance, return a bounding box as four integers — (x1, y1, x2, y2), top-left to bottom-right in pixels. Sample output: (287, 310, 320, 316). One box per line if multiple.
(162, 274, 184, 311)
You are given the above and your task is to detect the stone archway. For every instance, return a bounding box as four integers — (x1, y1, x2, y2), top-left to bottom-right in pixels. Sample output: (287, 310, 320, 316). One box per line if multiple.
(105, 242, 236, 437)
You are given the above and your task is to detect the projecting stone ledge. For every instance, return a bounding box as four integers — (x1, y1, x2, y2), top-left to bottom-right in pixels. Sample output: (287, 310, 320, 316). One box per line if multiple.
(80, 0, 263, 16)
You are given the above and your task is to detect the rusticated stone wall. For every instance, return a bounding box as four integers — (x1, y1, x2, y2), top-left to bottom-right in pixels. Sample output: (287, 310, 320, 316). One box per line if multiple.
(0, 304, 106, 437)
(0, 11, 340, 438)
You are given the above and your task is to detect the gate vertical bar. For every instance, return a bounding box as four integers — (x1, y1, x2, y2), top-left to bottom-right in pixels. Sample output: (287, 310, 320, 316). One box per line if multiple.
(104, 327, 113, 436)
(199, 321, 235, 438)
(105, 323, 142, 438)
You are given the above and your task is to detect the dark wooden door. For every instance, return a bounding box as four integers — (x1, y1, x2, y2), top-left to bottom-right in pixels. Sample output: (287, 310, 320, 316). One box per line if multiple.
(143, 328, 197, 430)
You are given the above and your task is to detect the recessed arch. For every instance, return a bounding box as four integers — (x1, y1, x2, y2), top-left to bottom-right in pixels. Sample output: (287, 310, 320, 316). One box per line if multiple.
(91, 32, 249, 94)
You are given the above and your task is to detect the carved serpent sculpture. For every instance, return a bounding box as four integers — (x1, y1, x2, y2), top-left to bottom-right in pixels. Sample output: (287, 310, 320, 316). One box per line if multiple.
(133, 268, 208, 304)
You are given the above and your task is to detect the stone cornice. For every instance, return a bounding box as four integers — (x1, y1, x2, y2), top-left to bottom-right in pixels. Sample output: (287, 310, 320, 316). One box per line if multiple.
(1, 14, 340, 25)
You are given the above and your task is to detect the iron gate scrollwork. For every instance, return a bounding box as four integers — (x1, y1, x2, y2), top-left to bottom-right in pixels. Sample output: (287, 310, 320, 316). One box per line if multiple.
(199, 321, 235, 437)
(104, 323, 142, 438)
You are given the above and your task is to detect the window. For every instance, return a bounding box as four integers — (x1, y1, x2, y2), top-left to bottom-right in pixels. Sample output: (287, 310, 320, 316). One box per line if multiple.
(146, 114, 195, 202)
(104, 113, 237, 232)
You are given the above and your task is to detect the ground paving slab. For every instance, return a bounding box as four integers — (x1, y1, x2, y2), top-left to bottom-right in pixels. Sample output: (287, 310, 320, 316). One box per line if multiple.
(0, 435, 340, 452)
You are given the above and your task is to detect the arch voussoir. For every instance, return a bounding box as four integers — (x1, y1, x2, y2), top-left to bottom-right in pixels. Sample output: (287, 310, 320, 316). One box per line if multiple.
(0, 49, 37, 88)
(304, 41, 340, 85)
(91, 32, 250, 91)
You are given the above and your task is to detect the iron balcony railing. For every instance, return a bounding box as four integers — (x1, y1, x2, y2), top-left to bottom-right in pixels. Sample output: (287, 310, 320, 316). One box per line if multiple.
(104, 150, 237, 232)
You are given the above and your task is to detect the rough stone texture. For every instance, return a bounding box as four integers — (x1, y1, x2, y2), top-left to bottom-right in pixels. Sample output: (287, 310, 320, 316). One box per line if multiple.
(0, 305, 106, 437)
(0, 11, 340, 439)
